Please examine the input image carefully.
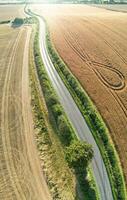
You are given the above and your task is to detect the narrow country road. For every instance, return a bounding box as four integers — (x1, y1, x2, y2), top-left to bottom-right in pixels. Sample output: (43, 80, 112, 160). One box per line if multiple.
(37, 16, 114, 200)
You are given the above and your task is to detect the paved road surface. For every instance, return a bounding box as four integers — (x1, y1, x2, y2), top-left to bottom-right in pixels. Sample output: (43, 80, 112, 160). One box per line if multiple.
(38, 16, 113, 200)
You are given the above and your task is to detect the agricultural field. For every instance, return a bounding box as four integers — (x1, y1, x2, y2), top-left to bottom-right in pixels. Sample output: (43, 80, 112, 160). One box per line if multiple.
(32, 4, 127, 185)
(94, 4, 127, 12)
(0, 5, 24, 22)
(0, 21, 50, 199)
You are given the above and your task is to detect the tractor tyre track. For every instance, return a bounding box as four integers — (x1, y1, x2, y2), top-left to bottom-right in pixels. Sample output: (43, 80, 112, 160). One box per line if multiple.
(0, 25, 51, 200)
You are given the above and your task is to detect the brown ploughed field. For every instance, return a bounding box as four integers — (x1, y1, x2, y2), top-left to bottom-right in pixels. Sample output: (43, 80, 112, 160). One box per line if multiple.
(32, 4, 127, 184)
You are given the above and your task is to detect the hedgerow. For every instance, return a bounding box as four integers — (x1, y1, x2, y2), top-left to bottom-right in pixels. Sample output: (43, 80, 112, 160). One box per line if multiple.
(31, 15, 99, 200)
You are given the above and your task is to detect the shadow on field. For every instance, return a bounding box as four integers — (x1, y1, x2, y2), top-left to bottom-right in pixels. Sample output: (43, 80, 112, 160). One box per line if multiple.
(11, 24, 23, 28)
(46, 112, 96, 200)
(74, 169, 97, 200)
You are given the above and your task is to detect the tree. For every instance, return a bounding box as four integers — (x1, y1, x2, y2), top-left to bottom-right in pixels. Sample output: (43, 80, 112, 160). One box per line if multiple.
(47, 93, 58, 107)
(57, 115, 72, 145)
(13, 18, 24, 25)
(65, 140, 93, 170)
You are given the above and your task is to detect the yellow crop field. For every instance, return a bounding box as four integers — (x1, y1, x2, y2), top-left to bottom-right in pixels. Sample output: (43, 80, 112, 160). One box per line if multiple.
(0, 23, 51, 199)
(0, 5, 24, 21)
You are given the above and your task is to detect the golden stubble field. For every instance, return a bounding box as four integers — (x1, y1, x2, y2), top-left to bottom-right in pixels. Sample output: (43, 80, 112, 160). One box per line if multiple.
(0, 15, 51, 200)
(0, 5, 24, 21)
(32, 4, 127, 184)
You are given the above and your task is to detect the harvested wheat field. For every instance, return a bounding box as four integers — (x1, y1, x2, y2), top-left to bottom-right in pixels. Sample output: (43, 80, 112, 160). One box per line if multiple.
(0, 23, 51, 199)
(0, 5, 24, 22)
(32, 4, 127, 184)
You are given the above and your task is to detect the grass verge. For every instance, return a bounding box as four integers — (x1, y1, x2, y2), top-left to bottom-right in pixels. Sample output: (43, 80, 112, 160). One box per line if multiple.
(29, 16, 100, 200)
(44, 18, 127, 200)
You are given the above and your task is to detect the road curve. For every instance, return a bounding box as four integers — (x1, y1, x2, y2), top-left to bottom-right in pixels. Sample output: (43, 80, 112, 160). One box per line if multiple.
(36, 16, 113, 200)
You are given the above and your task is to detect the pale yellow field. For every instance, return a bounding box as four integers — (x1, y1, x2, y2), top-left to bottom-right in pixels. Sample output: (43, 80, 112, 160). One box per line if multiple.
(0, 23, 51, 200)
(0, 5, 24, 21)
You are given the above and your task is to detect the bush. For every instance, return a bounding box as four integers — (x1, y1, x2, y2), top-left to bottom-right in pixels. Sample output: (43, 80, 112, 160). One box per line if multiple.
(13, 18, 24, 25)
(68, 76, 77, 89)
(47, 94, 58, 107)
(59, 63, 65, 71)
(57, 115, 72, 145)
(24, 17, 37, 24)
(0, 20, 10, 24)
(51, 104, 63, 120)
(63, 68, 70, 77)
(65, 140, 93, 170)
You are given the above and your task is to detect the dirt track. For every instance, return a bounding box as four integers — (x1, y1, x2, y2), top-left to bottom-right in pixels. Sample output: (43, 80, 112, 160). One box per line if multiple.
(32, 4, 127, 185)
(0, 24, 51, 199)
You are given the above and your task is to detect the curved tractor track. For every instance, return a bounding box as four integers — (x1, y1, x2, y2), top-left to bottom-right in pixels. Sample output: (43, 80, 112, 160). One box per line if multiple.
(0, 24, 51, 200)
(62, 28, 125, 91)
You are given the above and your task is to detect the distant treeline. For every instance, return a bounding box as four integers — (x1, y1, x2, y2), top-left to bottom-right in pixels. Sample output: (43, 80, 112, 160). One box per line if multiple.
(0, 0, 127, 4)
(29, 0, 127, 4)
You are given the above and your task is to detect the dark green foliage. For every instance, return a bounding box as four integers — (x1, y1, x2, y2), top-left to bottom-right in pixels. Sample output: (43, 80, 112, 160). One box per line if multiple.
(24, 17, 37, 24)
(47, 93, 58, 107)
(68, 76, 77, 89)
(59, 63, 65, 71)
(65, 140, 95, 200)
(51, 104, 63, 120)
(63, 68, 70, 77)
(13, 18, 24, 25)
(107, 145, 116, 167)
(57, 115, 72, 145)
(65, 140, 93, 169)
(0, 20, 10, 24)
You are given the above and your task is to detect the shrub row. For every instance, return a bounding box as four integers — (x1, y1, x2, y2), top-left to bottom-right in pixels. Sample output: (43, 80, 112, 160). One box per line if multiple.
(0, 20, 10, 24)
(32, 17, 99, 200)
(34, 32, 74, 147)
(30, 53, 62, 200)
(45, 22, 126, 200)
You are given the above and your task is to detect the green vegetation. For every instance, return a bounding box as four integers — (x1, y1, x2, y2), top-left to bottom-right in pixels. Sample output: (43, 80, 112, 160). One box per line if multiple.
(12, 17, 24, 25)
(20, 0, 127, 4)
(11, 17, 36, 26)
(24, 17, 37, 24)
(0, 20, 10, 24)
(1, 0, 127, 5)
(30, 15, 100, 200)
(45, 19, 127, 200)
(65, 141, 93, 170)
